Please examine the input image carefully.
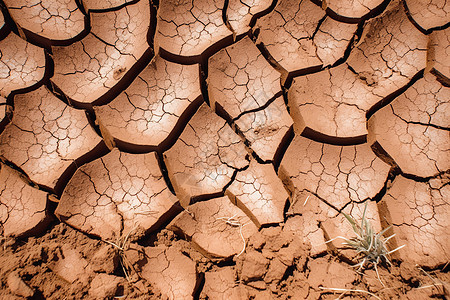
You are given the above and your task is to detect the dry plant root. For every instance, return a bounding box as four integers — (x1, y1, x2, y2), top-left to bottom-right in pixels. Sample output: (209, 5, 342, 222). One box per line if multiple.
(104, 226, 140, 283)
(216, 214, 249, 257)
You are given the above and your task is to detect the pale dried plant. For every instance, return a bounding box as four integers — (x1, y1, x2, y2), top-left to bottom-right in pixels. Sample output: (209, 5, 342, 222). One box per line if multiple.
(105, 225, 139, 283)
(216, 213, 248, 257)
(319, 287, 382, 300)
(326, 202, 405, 286)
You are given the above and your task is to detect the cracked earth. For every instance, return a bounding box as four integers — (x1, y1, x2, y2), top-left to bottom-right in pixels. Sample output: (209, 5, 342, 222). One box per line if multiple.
(0, 0, 448, 299)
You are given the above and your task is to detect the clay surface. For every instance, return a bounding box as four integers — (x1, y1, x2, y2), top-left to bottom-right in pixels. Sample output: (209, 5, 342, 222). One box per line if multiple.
(51, 0, 150, 103)
(289, 64, 382, 137)
(154, 0, 231, 57)
(169, 196, 258, 258)
(0, 96, 7, 123)
(208, 36, 281, 119)
(226, 160, 289, 227)
(0, 33, 45, 97)
(4, 0, 85, 41)
(95, 55, 201, 148)
(381, 175, 449, 267)
(368, 74, 450, 177)
(0, 163, 48, 237)
(164, 103, 248, 206)
(0, 0, 448, 298)
(347, 0, 427, 95)
(234, 96, 293, 161)
(404, 0, 449, 31)
(255, 0, 357, 73)
(280, 135, 390, 210)
(324, 0, 385, 20)
(227, 0, 272, 35)
(82, 0, 134, 11)
(129, 245, 198, 300)
(0, 86, 102, 190)
(56, 149, 178, 240)
(428, 27, 450, 84)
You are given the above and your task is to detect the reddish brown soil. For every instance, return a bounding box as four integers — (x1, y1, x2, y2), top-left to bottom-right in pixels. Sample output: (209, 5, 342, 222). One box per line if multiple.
(1, 222, 449, 299)
(0, 0, 449, 299)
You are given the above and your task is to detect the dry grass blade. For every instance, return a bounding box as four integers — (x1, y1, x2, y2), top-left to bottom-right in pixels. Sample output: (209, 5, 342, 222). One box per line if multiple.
(417, 265, 449, 295)
(326, 202, 405, 286)
(319, 287, 382, 300)
(104, 225, 140, 283)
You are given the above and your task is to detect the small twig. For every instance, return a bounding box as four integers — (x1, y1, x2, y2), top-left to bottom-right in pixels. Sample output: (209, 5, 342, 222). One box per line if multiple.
(319, 287, 382, 300)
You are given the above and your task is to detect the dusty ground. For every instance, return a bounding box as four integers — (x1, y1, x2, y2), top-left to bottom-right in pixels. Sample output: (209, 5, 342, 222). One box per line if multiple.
(0, 0, 449, 299)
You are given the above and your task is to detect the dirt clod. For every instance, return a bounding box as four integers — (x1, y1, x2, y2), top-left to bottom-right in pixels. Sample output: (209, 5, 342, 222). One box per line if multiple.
(238, 250, 269, 282)
(7, 272, 34, 298)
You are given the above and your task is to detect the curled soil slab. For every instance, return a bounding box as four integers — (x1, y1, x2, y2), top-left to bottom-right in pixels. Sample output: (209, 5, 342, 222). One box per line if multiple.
(288, 64, 382, 137)
(82, 0, 134, 11)
(169, 196, 258, 258)
(254, 0, 357, 73)
(0, 33, 45, 97)
(164, 103, 248, 206)
(226, 0, 272, 35)
(384, 73, 449, 129)
(234, 96, 293, 161)
(4, 0, 85, 42)
(347, 0, 427, 97)
(0, 86, 102, 191)
(129, 245, 198, 299)
(0, 163, 49, 237)
(56, 149, 178, 240)
(368, 74, 450, 177)
(323, 0, 385, 21)
(279, 135, 390, 210)
(0, 10, 4, 28)
(226, 160, 289, 227)
(154, 0, 232, 58)
(51, 0, 150, 104)
(208, 36, 281, 119)
(95, 55, 202, 150)
(0, 96, 8, 124)
(404, 0, 450, 31)
(428, 27, 450, 85)
(312, 17, 358, 67)
(380, 175, 449, 267)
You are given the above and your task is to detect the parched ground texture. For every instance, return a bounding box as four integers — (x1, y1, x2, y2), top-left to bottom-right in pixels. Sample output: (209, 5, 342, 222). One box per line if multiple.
(0, 0, 449, 299)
